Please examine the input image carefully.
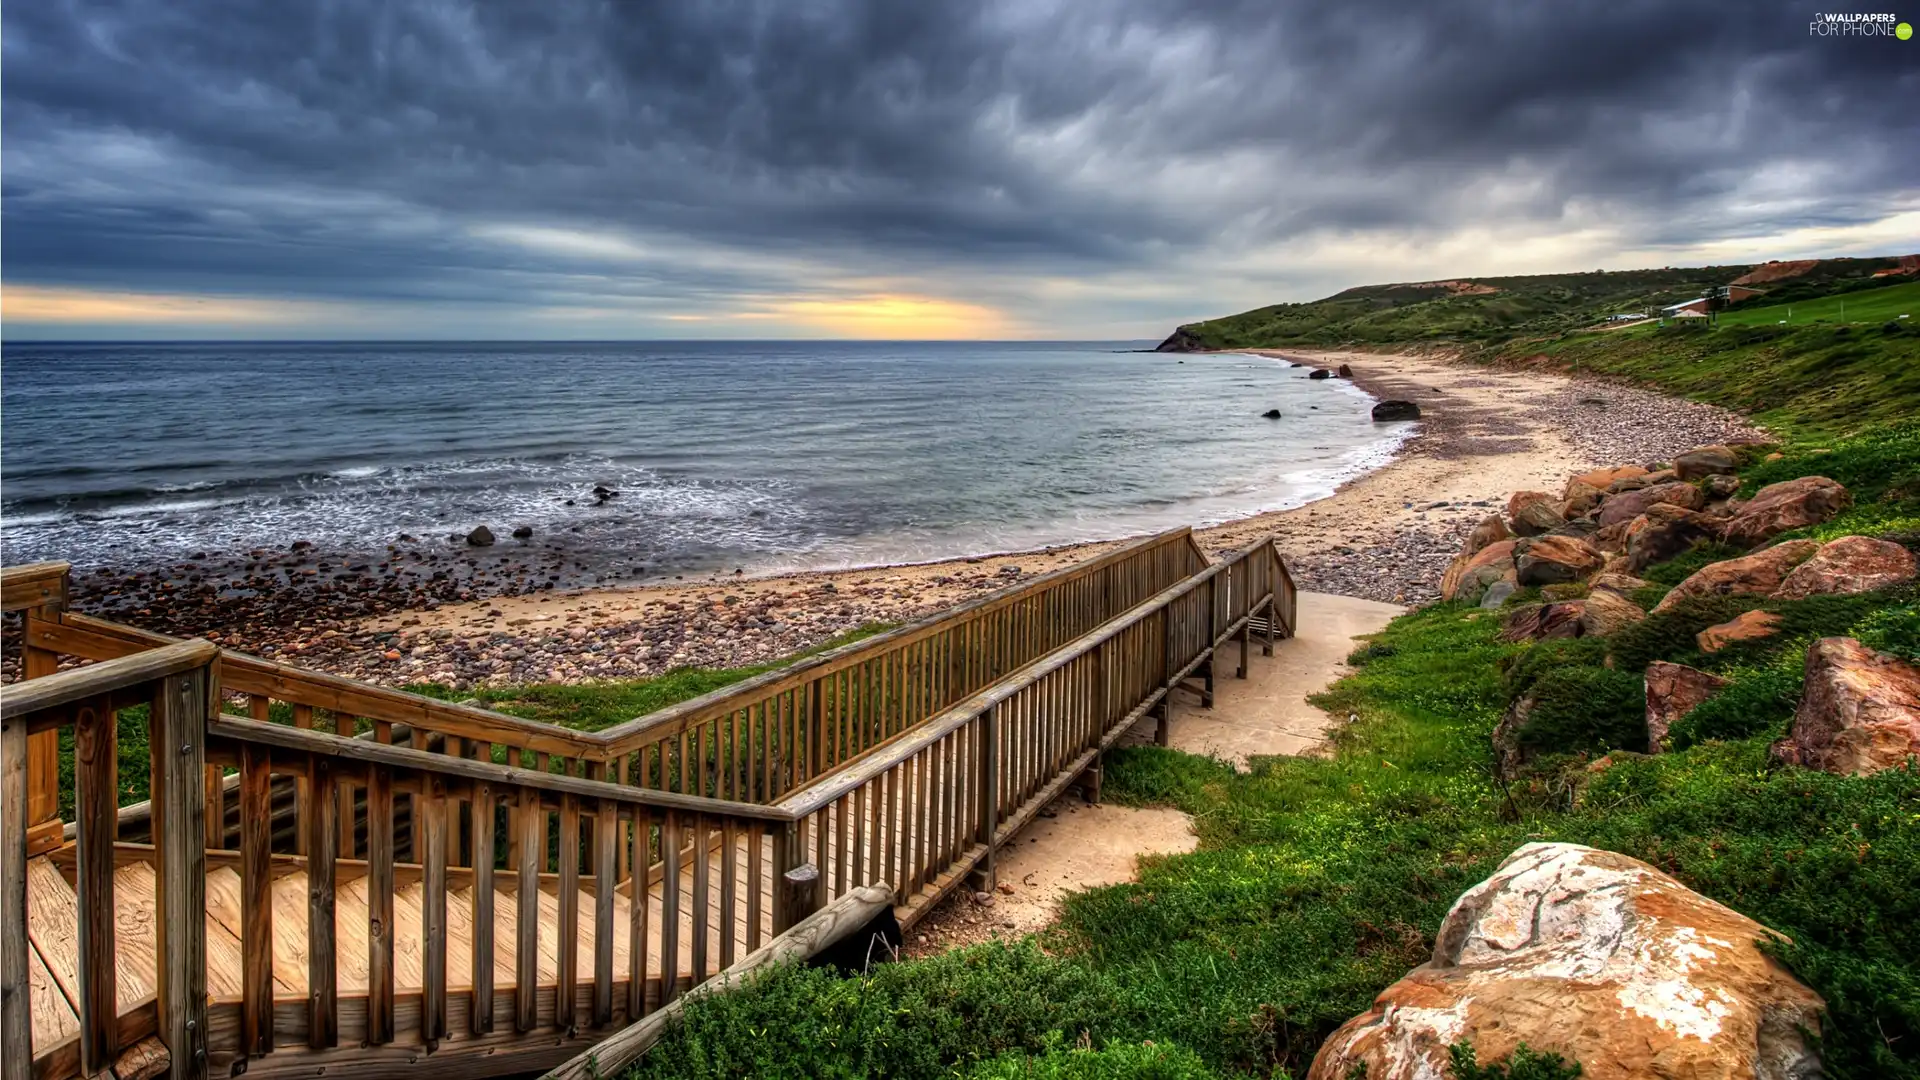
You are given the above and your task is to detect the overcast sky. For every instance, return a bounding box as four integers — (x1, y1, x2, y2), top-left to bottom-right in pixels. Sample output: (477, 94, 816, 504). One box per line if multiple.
(3, 1, 1917, 340)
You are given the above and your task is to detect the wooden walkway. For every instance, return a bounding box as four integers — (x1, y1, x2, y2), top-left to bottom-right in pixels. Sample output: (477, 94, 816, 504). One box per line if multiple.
(3, 536, 1297, 1080)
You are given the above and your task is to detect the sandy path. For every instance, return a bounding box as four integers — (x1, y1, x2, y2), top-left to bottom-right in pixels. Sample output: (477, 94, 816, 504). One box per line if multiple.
(902, 590, 1401, 954)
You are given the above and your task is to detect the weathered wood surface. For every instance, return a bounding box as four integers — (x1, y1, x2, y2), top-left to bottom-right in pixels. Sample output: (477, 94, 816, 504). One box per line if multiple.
(1, 640, 217, 725)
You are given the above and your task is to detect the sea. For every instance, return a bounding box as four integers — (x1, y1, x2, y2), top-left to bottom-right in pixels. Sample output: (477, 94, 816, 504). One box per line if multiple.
(0, 341, 1412, 578)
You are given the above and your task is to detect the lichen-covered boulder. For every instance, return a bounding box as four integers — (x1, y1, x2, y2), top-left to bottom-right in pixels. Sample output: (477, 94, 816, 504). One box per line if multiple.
(1441, 539, 1517, 602)
(1721, 476, 1852, 548)
(1514, 535, 1605, 587)
(1646, 661, 1729, 751)
(1561, 480, 1608, 518)
(1597, 481, 1708, 527)
(1580, 588, 1646, 638)
(1307, 843, 1825, 1080)
(1464, 514, 1513, 558)
(1772, 535, 1919, 600)
(1771, 637, 1920, 775)
(1499, 601, 1588, 643)
(1697, 610, 1783, 654)
(1624, 504, 1722, 573)
(1589, 572, 1651, 595)
(1673, 445, 1739, 480)
(1651, 540, 1821, 614)
(1508, 491, 1565, 537)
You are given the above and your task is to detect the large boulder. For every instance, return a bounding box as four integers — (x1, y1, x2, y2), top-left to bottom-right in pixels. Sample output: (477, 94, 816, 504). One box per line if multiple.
(1673, 445, 1740, 480)
(1697, 610, 1783, 654)
(1568, 465, 1647, 498)
(1651, 540, 1822, 614)
(1597, 481, 1708, 527)
(1499, 601, 1588, 643)
(465, 525, 496, 547)
(1514, 535, 1605, 587)
(1464, 515, 1512, 557)
(1441, 539, 1517, 602)
(1772, 535, 1919, 600)
(1589, 572, 1651, 595)
(1308, 842, 1825, 1080)
(1771, 637, 1920, 776)
(1561, 480, 1608, 518)
(1645, 661, 1729, 751)
(1580, 588, 1647, 638)
(1372, 400, 1421, 421)
(1624, 504, 1722, 573)
(1508, 491, 1566, 537)
(1721, 476, 1852, 548)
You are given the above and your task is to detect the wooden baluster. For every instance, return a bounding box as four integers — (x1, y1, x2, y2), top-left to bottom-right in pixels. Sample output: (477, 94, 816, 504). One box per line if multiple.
(591, 767, 616, 1027)
(557, 785, 580, 1031)
(471, 777, 496, 1035)
(514, 789, 541, 1033)
(690, 815, 710, 984)
(20, 605, 63, 858)
(74, 695, 118, 1075)
(204, 760, 225, 850)
(292, 704, 313, 855)
(307, 756, 338, 1048)
(151, 667, 209, 1080)
(720, 817, 739, 969)
(659, 811, 682, 1003)
(366, 762, 396, 1045)
(746, 820, 764, 951)
(1, 703, 30, 1080)
(335, 712, 357, 858)
(977, 707, 998, 888)
(628, 808, 651, 1018)
(239, 743, 274, 1057)
(423, 777, 448, 1044)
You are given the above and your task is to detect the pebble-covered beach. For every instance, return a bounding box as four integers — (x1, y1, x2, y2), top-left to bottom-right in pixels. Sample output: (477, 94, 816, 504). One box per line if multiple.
(6, 350, 1766, 690)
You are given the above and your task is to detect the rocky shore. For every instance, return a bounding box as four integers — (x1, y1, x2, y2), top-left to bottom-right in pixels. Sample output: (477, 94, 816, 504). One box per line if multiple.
(5, 350, 1765, 691)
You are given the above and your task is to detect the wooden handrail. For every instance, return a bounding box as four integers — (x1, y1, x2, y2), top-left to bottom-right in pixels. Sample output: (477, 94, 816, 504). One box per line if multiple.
(1, 640, 218, 721)
(591, 527, 1199, 748)
(1, 560, 70, 613)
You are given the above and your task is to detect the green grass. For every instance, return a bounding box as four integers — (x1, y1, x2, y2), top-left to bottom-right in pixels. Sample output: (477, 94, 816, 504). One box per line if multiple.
(1718, 279, 1920, 328)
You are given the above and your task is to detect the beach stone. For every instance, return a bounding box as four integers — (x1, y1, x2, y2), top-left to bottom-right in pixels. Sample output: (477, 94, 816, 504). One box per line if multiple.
(1673, 445, 1740, 480)
(1705, 474, 1742, 501)
(1561, 480, 1607, 518)
(1308, 368, 1333, 380)
(1645, 661, 1729, 751)
(1721, 477, 1852, 548)
(1371, 400, 1421, 421)
(1607, 473, 1656, 494)
(1465, 515, 1512, 558)
(1479, 580, 1518, 609)
(1261, 408, 1283, 419)
(511, 525, 534, 539)
(1499, 600, 1587, 643)
(1625, 504, 1722, 573)
(1337, 363, 1353, 378)
(1507, 491, 1565, 537)
(1307, 842, 1825, 1080)
(1651, 540, 1821, 614)
(1771, 637, 1920, 775)
(1597, 481, 1708, 527)
(1580, 588, 1646, 638)
(1568, 466, 1646, 498)
(1697, 610, 1783, 654)
(1589, 572, 1651, 596)
(1513, 535, 1604, 587)
(1772, 535, 1919, 600)
(466, 525, 496, 547)
(1441, 539, 1517, 602)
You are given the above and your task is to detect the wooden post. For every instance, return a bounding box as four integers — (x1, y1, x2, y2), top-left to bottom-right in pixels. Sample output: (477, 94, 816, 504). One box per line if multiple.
(470, 780, 496, 1036)
(238, 744, 274, 1058)
(967, 707, 998, 892)
(21, 606, 64, 857)
(1264, 595, 1277, 656)
(781, 863, 821, 929)
(74, 695, 119, 1076)
(2, 704, 32, 1080)
(367, 766, 395, 1045)
(307, 756, 339, 1049)
(150, 665, 210, 1080)
(1237, 615, 1250, 680)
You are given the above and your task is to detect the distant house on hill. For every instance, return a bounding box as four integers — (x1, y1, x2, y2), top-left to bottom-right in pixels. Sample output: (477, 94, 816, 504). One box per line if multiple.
(1662, 298, 1710, 317)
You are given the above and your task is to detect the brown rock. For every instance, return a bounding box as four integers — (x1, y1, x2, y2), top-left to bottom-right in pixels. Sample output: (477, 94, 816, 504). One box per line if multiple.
(1674, 444, 1740, 480)
(1514, 535, 1605, 586)
(1625, 504, 1722, 573)
(1697, 610, 1784, 653)
(1568, 466, 1646, 498)
(1464, 514, 1512, 558)
(1722, 476, 1852, 548)
(1773, 535, 1919, 600)
(1645, 661, 1729, 751)
(1507, 491, 1563, 537)
(1441, 539, 1517, 602)
(1643, 468, 1679, 485)
(1561, 480, 1607, 517)
(1589, 572, 1651, 595)
(1597, 481, 1708, 527)
(1771, 637, 1920, 775)
(1500, 601, 1586, 642)
(1651, 540, 1821, 614)
(1308, 843, 1824, 1080)
(1580, 588, 1646, 638)
(1590, 520, 1633, 555)
(1705, 474, 1742, 501)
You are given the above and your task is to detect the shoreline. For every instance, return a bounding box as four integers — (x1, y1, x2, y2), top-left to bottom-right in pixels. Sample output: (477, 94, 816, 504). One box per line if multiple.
(10, 349, 1765, 689)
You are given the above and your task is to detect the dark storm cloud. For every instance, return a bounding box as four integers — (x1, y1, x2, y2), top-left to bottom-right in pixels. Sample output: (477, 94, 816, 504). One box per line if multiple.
(3, 0, 1916, 325)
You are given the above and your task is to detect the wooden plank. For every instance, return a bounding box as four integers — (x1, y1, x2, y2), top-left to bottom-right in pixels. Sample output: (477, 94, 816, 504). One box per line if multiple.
(0, 563, 68, 612)
(1, 708, 29, 1080)
(239, 744, 274, 1056)
(19, 611, 62, 857)
(627, 809, 650, 1019)
(657, 813, 680, 1004)
(149, 666, 210, 1080)
(70, 694, 118, 1075)
(421, 780, 448, 1044)
(539, 885, 894, 1080)
(689, 816, 709, 983)
(306, 757, 338, 1048)
(592, 787, 616, 1027)
(470, 781, 496, 1035)
(514, 791, 540, 1033)
(4, 640, 218, 726)
(554, 793, 578, 1032)
(366, 766, 395, 1044)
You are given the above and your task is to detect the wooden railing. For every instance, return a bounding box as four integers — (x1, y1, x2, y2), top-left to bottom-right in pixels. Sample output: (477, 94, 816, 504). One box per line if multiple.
(2, 533, 1294, 1080)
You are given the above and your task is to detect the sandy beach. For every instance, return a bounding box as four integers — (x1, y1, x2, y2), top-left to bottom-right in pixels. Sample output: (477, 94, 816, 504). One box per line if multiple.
(22, 350, 1762, 689)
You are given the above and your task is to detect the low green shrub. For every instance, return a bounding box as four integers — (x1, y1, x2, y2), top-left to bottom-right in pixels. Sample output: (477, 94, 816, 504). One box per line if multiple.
(1447, 1041, 1584, 1080)
(1667, 655, 1803, 750)
(965, 1039, 1216, 1079)
(1508, 665, 1645, 763)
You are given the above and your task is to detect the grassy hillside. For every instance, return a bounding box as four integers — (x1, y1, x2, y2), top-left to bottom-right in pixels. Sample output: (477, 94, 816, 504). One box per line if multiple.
(1169, 256, 1915, 349)
(1717, 278, 1920, 328)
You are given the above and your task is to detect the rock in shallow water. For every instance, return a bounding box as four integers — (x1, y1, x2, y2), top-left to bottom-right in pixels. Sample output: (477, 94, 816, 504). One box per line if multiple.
(1371, 400, 1421, 422)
